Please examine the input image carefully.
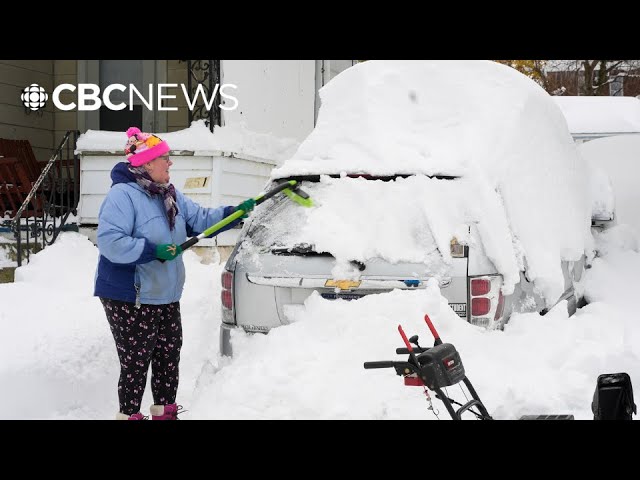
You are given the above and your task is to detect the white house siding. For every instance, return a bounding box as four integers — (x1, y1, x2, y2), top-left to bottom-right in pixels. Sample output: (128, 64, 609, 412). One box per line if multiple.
(220, 60, 316, 143)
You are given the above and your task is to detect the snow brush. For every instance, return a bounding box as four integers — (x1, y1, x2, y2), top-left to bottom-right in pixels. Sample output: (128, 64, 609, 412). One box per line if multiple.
(175, 180, 312, 255)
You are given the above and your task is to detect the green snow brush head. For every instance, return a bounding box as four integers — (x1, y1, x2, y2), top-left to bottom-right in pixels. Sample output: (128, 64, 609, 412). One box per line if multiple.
(284, 181, 313, 207)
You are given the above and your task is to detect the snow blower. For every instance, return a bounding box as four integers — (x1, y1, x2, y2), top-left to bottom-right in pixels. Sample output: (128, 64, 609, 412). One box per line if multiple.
(365, 313, 636, 420)
(364, 313, 493, 420)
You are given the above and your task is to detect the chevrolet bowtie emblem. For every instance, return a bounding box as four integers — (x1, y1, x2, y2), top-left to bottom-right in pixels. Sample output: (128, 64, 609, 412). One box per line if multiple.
(325, 279, 361, 291)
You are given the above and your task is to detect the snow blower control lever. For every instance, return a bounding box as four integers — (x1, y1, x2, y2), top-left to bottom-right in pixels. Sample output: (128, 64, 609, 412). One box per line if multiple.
(364, 314, 493, 420)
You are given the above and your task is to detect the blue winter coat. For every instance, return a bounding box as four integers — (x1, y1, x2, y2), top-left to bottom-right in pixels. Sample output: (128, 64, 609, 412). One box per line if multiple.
(94, 162, 237, 305)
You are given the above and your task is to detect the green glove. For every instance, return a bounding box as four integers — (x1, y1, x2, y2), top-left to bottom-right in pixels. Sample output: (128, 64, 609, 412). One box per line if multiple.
(156, 243, 183, 261)
(235, 198, 256, 218)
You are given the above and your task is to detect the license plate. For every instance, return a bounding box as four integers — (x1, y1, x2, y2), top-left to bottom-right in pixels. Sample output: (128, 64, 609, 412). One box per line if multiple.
(321, 293, 364, 301)
(449, 303, 467, 318)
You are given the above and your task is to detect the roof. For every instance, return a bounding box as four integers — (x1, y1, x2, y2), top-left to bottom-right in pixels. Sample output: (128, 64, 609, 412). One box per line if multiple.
(552, 96, 640, 134)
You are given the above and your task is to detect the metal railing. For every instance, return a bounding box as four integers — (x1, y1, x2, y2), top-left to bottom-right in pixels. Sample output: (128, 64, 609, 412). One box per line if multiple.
(9, 130, 80, 266)
(186, 60, 221, 131)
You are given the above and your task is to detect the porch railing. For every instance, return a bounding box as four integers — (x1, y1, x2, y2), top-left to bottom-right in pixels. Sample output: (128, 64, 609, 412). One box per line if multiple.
(8, 130, 80, 266)
(186, 60, 221, 131)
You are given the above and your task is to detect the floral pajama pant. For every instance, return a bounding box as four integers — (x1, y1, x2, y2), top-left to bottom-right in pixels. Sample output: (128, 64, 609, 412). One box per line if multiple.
(100, 298, 183, 415)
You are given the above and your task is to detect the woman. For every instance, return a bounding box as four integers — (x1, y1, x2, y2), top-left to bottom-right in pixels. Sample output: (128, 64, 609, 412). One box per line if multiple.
(94, 127, 255, 420)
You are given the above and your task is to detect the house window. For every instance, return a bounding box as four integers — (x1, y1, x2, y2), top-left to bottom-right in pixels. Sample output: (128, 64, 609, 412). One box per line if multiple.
(99, 60, 143, 131)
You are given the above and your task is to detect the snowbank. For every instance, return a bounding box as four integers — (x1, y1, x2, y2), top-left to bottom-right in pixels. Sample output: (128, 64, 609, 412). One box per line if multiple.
(591, 224, 639, 258)
(1, 232, 638, 419)
(75, 120, 299, 164)
(0, 232, 223, 419)
(271, 60, 592, 303)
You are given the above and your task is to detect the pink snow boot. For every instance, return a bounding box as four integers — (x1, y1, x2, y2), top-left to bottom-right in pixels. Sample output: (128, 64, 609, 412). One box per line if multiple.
(150, 403, 183, 420)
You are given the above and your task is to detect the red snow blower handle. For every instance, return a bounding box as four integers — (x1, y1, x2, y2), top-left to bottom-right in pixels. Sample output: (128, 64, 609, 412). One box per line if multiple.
(424, 314, 442, 346)
(398, 324, 420, 367)
(398, 325, 413, 352)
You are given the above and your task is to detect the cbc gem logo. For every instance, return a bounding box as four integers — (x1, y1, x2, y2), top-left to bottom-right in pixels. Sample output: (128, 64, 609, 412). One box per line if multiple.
(21, 84, 48, 111)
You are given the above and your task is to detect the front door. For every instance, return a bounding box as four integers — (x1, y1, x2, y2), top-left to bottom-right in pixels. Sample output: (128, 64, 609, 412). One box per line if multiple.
(99, 60, 143, 132)
(79, 60, 166, 133)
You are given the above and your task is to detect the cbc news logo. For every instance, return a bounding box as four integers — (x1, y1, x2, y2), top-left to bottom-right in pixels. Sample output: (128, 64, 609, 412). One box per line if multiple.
(21, 84, 48, 111)
(19, 82, 238, 112)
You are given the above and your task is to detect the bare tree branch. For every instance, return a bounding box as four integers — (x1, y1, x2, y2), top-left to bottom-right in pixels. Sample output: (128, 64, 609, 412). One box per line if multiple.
(502, 60, 640, 96)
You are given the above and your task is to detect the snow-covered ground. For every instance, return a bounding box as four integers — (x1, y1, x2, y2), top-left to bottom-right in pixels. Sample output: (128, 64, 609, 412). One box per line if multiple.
(0, 229, 637, 420)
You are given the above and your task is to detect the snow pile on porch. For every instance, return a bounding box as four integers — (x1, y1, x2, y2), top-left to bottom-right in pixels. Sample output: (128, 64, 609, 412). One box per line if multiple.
(75, 120, 299, 164)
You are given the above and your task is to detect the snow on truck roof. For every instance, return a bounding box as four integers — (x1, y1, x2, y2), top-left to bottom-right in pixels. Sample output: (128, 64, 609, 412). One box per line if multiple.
(272, 60, 577, 179)
(270, 60, 592, 305)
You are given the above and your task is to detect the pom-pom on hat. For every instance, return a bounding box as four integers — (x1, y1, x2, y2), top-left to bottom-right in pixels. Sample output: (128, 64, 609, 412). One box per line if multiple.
(124, 127, 170, 167)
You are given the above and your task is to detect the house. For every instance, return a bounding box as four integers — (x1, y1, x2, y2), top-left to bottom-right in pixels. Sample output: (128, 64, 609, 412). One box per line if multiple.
(552, 96, 640, 144)
(0, 60, 357, 161)
(0, 60, 357, 262)
(544, 60, 640, 97)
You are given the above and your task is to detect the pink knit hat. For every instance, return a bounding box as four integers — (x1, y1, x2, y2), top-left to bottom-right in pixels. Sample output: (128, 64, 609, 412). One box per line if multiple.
(124, 127, 170, 167)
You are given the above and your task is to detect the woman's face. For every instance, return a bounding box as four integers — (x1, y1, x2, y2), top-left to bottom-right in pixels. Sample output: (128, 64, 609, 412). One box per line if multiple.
(144, 155, 173, 184)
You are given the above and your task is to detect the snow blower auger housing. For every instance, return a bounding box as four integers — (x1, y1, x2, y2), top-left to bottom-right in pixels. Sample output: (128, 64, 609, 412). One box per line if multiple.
(364, 314, 493, 420)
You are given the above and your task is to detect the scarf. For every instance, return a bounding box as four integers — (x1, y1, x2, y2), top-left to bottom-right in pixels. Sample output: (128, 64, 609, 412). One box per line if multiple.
(128, 165, 179, 230)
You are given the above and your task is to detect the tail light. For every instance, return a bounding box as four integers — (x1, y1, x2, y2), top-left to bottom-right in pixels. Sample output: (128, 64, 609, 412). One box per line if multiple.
(221, 289, 233, 309)
(221, 271, 233, 290)
(221, 270, 235, 324)
(471, 297, 491, 316)
(469, 274, 505, 329)
(471, 278, 490, 296)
